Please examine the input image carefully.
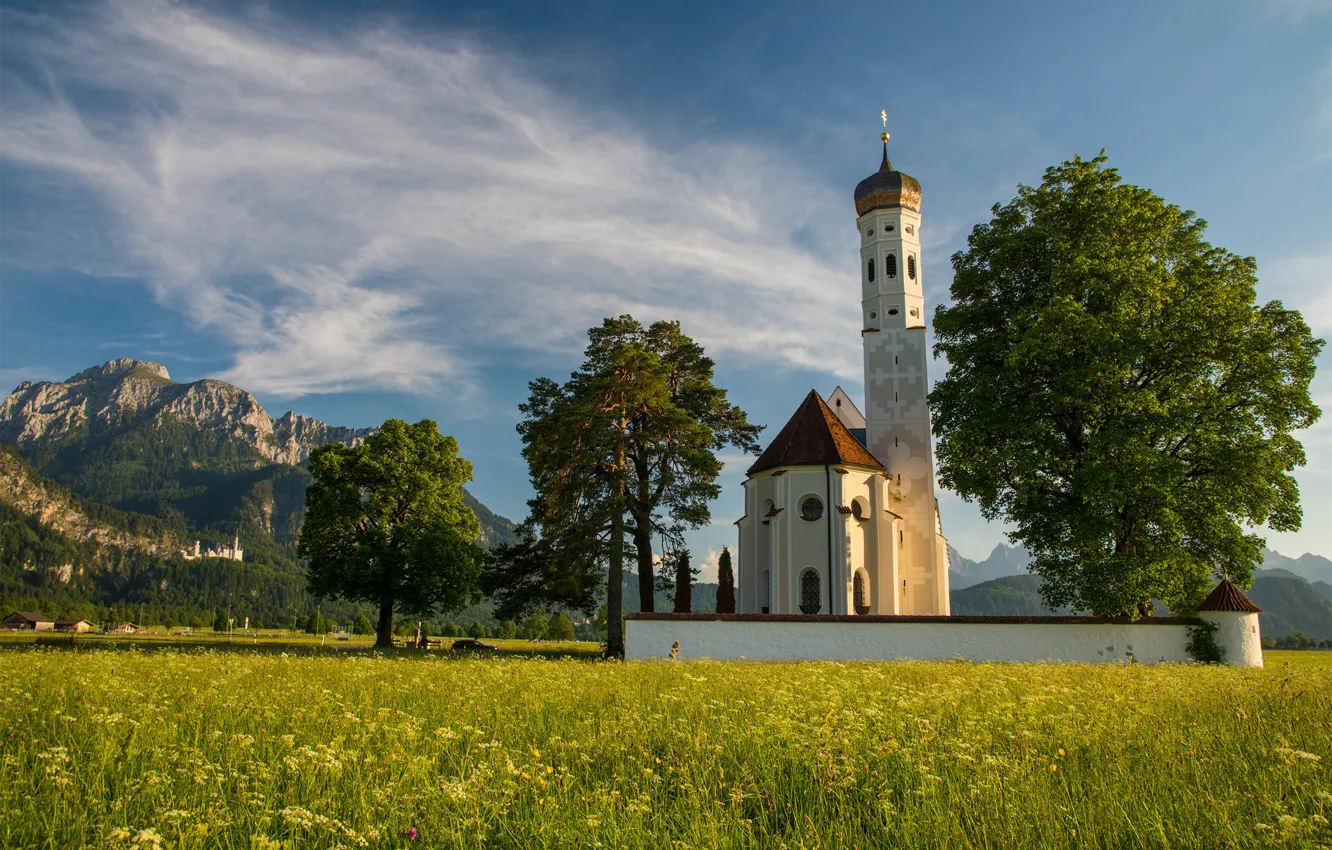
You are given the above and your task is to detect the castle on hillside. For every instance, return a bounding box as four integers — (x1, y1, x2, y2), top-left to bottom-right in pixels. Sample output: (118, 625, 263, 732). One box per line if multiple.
(735, 126, 950, 616)
(181, 535, 243, 562)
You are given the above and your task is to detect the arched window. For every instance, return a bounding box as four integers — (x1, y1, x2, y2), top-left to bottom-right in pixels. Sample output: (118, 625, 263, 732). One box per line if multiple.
(854, 570, 870, 615)
(800, 497, 824, 522)
(907, 255, 916, 280)
(867, 258, 875, 283)
(762, 569, 771, 614)
(884, 253, 897, 278)
(800, 569, 821, 614)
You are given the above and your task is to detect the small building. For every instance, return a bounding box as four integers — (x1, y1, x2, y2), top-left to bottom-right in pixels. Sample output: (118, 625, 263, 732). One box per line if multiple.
(110, 622, 140, 634)
(53, 619, 95, 633)
(3, 612, 54, 631)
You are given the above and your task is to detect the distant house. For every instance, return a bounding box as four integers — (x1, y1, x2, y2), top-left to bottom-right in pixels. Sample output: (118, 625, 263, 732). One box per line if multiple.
(3, 612, 54, 631)
(54, 619, 95, 633)
(110, 623, 140, 634)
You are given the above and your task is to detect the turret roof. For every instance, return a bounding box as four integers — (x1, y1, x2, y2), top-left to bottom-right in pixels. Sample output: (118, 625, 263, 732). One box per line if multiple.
(853, 140, 922, 216)
(1197, 578, 1263, 613)
(747, 390, 884, 476)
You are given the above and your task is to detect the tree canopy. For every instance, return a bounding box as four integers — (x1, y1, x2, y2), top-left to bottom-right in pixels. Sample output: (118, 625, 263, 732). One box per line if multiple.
(298, 418, 483, 647)
(930, 153, 1323, 617)
(485, 316, 760, 656)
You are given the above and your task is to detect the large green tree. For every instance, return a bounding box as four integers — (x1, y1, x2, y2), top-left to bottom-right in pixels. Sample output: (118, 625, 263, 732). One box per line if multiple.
(486, 316, 760, 656)
(931, 154, 1322, 617)
(298, 418, 483, 647)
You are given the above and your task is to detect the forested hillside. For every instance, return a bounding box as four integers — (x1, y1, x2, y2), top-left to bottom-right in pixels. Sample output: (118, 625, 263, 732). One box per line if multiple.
(0, 360, 518, 627)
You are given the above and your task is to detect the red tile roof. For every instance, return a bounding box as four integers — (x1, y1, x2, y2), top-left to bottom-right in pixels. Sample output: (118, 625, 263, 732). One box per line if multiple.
(1197, 578, 1263, 613)
(748, 390, 884, 476)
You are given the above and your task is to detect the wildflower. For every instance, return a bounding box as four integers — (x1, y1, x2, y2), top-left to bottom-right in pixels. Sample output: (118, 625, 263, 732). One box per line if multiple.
(1049, 764, 1057, 772)
(405, 827, 418, 841)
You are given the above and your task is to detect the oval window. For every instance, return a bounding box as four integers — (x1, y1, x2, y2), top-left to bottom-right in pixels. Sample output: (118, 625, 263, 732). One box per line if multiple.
(851, 499, 865, 520)
(869, 311, 877, 319)
(800, 497, 824, 522)
(887, 308, 899, 316)
(885, 224, 895, 232)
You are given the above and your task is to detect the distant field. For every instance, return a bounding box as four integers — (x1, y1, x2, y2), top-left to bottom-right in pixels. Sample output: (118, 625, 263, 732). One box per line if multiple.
(0, 631, 601, 658)
(1, 649, 1329, 849)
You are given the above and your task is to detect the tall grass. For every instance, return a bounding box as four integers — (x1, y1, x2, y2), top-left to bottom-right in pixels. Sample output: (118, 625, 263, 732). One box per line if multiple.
(1, 649, 1328, 849)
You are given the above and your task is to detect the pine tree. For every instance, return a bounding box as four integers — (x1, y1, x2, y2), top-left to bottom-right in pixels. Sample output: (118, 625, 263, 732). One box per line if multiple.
(716, 547, 735, 614)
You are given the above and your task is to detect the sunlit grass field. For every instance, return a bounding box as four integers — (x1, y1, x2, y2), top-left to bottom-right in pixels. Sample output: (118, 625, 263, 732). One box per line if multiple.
(2, 649, 1329, 849)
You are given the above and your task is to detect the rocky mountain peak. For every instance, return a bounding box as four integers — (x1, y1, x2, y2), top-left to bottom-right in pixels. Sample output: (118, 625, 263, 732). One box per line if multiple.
(70, 358, 172, 384)
(0, 358, 373, 465)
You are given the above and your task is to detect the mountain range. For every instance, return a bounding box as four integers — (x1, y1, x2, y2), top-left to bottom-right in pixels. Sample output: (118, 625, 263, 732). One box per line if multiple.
(948, 544, 1332, 640)
(2, 357, 1329, 641)
(0, 358, 515, 626)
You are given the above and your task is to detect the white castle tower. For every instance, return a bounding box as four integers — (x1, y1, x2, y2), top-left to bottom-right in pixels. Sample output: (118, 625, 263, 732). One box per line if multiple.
(734, 122, 949, 617)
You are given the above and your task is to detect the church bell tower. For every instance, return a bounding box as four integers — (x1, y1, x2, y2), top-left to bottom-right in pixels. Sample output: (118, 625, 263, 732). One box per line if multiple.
(854, 121, 950, 615)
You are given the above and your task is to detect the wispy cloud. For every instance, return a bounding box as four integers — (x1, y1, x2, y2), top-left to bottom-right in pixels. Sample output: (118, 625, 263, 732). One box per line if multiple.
(0, 0, 862, 399)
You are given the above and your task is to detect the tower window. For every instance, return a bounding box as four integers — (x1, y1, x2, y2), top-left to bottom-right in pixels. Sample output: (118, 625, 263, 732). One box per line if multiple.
(906, 224, 914, 234)
(800, 497, 824, 522)
(907, 255, 916, 280)
(799, 569, 821, 615)
(869, 311, 877, 319)
(887, 308, 899, 316)
(885, 224, 895, 232)
(885, 254, 897, 278)
(867, 258, 875, 283)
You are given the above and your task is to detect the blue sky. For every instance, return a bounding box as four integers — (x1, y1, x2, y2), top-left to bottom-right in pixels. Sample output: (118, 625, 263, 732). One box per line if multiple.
(2, 0, 1330, 577)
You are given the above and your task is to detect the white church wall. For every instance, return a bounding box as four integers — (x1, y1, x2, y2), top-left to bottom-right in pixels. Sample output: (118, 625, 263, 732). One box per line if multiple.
(623, 615, 1255, 666)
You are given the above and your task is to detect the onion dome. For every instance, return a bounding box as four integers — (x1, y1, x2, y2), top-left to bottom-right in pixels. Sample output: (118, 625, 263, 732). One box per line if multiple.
(853, 138, 921, 216)
(1196, 577, 1263, 613)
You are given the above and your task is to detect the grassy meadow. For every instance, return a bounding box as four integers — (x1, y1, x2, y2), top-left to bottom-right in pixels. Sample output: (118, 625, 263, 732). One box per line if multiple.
(1, 648, 1329, 850)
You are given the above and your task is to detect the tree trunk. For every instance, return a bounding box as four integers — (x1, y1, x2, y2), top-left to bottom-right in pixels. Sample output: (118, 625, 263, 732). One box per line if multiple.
(376, 597, 395, 649)
(632, 520, 655, 613)
(606, 489, 625, 659)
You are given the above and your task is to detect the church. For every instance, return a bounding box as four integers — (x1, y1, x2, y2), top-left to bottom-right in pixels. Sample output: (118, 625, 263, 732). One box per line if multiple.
(734, 129, 950, 617)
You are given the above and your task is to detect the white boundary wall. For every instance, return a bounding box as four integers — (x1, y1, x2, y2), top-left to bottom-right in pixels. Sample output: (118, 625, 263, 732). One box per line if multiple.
(626, 616, 1213, 665)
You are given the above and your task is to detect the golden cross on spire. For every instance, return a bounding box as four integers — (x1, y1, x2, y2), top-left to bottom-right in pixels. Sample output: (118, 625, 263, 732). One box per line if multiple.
(880, 109, 890, 142)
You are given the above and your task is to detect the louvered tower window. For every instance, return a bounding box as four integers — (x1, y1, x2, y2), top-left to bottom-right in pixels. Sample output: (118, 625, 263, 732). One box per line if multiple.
(800, 569, 821, 615)
(907, 255, 916, 280)
(884, 254, 897, 278)
(867, 258, 875, 283)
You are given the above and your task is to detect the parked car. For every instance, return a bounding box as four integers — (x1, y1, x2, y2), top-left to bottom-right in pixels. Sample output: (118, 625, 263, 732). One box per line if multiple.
(451, 638, 497, 654)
